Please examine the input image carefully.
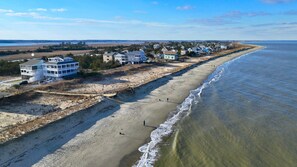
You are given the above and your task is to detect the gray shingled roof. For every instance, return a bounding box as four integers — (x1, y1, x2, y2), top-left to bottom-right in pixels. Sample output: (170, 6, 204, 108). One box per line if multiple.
(20, 59, 43, 66)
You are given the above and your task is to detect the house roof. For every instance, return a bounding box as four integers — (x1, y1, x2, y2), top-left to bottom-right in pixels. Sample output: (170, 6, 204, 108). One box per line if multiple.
(44, 61, 77, 65)
(125, 51, 144, 56)
(103, 52, 117, 57)
(163, 51, 178, 55)
(20, 59, 43, 66)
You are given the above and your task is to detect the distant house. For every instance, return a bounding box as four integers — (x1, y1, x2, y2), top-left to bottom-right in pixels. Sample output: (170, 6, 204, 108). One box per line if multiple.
(103, 52, 116, 63)
(43, 57, 79, 78)
(161, 47, 168, 53)
(180, 50, 187, 56)
(114, 53, 128, 65)
(203, 47, 212, 54)
(220, 45, 228, 50)
(20, 59, 44, 81)
(153, 44, 160, 49)
(126, 51, 147, 64)
(163, 51, 179, 60)
(191, 47, 203, 54)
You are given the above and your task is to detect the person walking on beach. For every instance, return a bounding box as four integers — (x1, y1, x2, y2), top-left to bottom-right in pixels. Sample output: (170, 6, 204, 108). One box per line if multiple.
(143, 120, 146, 126)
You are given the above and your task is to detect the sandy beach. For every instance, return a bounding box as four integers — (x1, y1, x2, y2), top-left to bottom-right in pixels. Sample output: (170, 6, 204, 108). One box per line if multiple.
(0, 46, 263, 167)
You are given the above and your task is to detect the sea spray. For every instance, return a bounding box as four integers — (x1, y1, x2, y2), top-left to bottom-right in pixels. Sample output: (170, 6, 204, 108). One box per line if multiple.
(134, 52, 255, 167)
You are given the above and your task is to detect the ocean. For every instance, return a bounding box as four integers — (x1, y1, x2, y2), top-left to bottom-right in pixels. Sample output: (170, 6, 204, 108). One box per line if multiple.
(137, 41, 297, 166)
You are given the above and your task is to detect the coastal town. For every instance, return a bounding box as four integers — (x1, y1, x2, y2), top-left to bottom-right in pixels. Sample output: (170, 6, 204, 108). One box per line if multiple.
(0, 40, 251, 138)
(1, 41, 232, 84)
(0, 41, 261, 166)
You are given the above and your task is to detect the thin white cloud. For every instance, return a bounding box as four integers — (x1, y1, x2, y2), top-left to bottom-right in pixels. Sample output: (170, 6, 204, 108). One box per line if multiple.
(6, 12, 39, 17)
(5, 11, 62, 20)
(35, 8, 47, 12)
(176, 5, 194, 11)
(51, 8, 67, 12)
(221, 11, 271, 18)
(29, 8, 47, 12)
(0, 9, 14, 13)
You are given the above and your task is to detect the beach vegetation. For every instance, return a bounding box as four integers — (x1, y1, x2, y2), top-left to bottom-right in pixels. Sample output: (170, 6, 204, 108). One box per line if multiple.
(70, 55, 121, 71)
(0, 60, 22, 76)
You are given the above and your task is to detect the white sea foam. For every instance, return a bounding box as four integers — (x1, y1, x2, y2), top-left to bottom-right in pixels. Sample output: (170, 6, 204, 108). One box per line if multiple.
(134, 52, 256, 167)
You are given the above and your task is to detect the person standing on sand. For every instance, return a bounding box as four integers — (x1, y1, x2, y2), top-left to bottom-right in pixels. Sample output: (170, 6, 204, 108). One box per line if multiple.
(143, 120, 146, 126)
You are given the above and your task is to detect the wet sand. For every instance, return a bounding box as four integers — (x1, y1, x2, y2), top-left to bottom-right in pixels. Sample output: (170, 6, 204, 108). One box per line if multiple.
(0, 46, 262, 167)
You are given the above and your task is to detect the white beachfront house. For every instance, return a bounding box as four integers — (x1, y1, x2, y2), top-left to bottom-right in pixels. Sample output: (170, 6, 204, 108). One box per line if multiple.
(20, 59, 44, 81)
(43, 57, 79, 78)
(126, 51, 147, 64)
(114, 53, 128, 65)
(163, 51, 179, 60)
(220, 45, 228, 50)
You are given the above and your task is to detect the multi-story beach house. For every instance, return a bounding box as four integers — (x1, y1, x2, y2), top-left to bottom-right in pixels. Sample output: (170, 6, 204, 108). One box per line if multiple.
(114, 53, 128, 64)
(163, 51, 179, 60)
(20, 59, 44, 80)
(43, 57, 79, 78)
(103, 52, 116, 63)
(126, 51, 147, 64)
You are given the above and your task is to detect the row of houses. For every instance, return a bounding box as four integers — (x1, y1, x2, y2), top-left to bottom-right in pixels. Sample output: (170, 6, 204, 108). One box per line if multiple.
(20, 57, 79, 82)
(160, 44, 229, 56)
(103, 50, 147, 64)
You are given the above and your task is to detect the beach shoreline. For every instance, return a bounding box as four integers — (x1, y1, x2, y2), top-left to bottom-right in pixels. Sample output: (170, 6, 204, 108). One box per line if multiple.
(0, 45, 263, 167)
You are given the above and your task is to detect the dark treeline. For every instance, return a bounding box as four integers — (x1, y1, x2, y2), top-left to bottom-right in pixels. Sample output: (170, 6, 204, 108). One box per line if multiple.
(70, 54, 121, 71)
(0, 50, 29, 57)
(0, 60, 22, 76)
(36, 42, 93, 52)
(0, 42, 94, 57)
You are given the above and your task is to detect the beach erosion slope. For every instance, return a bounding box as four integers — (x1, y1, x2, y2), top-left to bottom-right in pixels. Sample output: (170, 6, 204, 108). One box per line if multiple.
(0, 45, 263, 167)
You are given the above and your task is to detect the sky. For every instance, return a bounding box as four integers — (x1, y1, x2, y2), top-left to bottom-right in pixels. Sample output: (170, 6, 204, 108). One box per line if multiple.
(0, 0, 297, 40)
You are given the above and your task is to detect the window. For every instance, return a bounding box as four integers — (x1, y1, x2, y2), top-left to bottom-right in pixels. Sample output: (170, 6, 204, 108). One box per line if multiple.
(55, 71, 57, 74)
(63, 71, 66, 74)
(58, 71, 61, 74)
(62, 65, 66, 68)
(58, 66, 61, 69)
(67, 70, 70, 73)
(75, 63, 78, 66)
(32, 66, 37, 70)
(67, 64, 70, 67)
(71, 64, 74, 67)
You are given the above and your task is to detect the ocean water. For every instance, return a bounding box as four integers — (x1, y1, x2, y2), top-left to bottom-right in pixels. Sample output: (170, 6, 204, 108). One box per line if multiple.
(137, 41, 297, 167)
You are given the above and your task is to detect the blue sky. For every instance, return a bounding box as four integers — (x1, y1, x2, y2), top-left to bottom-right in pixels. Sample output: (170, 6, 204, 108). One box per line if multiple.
(0, 0, 296, 40)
